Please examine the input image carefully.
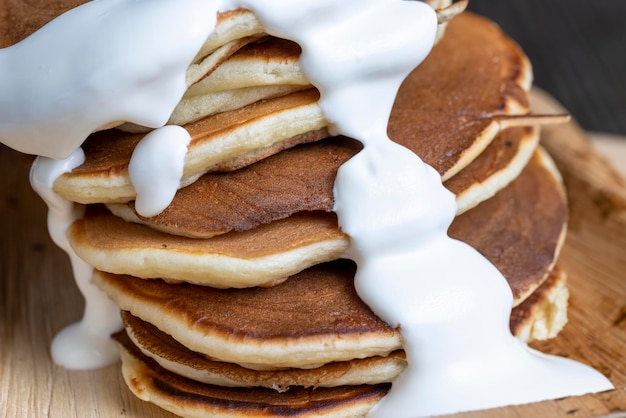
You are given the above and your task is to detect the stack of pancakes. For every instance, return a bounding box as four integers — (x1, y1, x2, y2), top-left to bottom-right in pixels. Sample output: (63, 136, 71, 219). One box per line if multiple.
(41, 3, 570, 417)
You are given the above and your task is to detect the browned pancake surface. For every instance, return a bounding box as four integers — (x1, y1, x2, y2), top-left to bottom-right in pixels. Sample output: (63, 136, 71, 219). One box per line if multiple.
(117, 334, 390, 418)
(509, 266, 567, 337)
(389, 12, 530, 176)
(72, 208, 343, 259)
(0, 0, 86, 46)
(117, 314, 407, 389)
(444, 126, 531, 195)
(96, 260, 395, 342)
(121, 137, 361, 237)
(449, 150, 567, 303)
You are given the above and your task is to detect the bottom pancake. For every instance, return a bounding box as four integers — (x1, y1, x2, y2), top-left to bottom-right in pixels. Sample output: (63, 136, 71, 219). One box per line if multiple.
(116, 336, 390, 418)
(113, 265, 568, 391)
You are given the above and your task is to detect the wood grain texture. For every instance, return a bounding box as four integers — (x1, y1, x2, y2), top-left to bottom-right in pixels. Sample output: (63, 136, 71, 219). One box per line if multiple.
(1, 90, 626, 417)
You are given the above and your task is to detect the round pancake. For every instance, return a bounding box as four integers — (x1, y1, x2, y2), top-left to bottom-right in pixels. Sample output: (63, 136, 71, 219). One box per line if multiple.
(52, 12, 531, 205)
(53, 89, 329, 204)
(389, 11, 531, 181)
(72, 210, 348, 288)
(71, 148, 567, 297)
(117, 315, 407, 389)
(105, 126, 537, 239)
(115, 336, 390, 418)
(107, 137, 362, 238)
(449, 147, 567, 305)
(447, 126, 539, 215)
(115, 266, 568, 390)
(120, 37, 310, 132)
(93, 260, 404, 370)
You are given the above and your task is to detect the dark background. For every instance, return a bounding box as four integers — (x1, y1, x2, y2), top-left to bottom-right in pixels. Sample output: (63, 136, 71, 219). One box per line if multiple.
(467, 0, 626, 136)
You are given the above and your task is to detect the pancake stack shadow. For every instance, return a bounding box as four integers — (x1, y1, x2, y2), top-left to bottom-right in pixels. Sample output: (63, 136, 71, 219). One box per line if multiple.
(52, 5, 572, 417)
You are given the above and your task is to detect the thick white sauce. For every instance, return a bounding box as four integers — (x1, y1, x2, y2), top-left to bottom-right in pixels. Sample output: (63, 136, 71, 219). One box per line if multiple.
(0, 0, 613, 415)
(128, 125, 192, 217)
(30, 151, 121, 369)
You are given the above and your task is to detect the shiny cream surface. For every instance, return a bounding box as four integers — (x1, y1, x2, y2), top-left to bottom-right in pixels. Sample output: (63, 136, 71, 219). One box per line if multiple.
(0, 0, 613, 415)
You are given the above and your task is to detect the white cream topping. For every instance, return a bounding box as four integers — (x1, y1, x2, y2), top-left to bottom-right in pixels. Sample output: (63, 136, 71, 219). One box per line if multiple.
(0, 0, 614, 414)
(128, 125, 192, 217)
(30, 151, 121, 369)
(0, 0, 215, 159)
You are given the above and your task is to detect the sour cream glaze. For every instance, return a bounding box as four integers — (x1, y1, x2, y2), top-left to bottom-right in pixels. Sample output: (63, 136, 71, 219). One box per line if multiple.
(0, 0, 614, 415)
(30, 151, 121, 369)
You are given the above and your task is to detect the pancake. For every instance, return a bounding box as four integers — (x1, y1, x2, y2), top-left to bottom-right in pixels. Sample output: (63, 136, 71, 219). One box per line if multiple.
(93, 260, 403, 370)
(448, 126, 539, 215)
(119, 37, 310, 132)
(509, 266, 569, 341)
(449, 147, 568, 305)
(53, 89, 329, 204)
(71, 147, 567, 296)
(52, 12, 531, 205)
(114, 266, 568, 391)
(389, 11, 531, 181)
(104, 126, 537, 239)
(105, 137, 361, 238)
(73, 210, 347, 288)
(172, 37, 310, 127)
(116, 336, 390, 418)
(117, 316, 407, 389)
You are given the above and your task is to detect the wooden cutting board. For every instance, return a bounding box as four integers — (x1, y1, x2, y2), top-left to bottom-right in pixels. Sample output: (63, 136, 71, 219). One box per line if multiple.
(1, 89, 626, 417)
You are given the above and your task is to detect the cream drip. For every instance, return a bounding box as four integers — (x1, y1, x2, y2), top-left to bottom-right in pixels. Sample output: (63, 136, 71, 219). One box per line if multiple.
(128, 125, 192, 217)
(0, 0, 614, 414)
(30, 151, 121, 369)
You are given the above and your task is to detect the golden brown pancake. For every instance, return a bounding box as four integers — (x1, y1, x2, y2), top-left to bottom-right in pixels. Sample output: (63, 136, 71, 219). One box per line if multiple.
(117, 315, 407, 389)
(389, 11, 531, 180)
(107, 137, 361, 238)
(105, 126, 537, 239)
(447, 126, 539, 214)
(449, 147, 567, 305)
(115, 265, 568, 391)
(94, 260, 403, 370)
(52, 12, 531, 205)
(72, 147, 567, 296)
(71, 210, 348, 288)
(116, 336, 390, 418)
(54, 89, 329, 204)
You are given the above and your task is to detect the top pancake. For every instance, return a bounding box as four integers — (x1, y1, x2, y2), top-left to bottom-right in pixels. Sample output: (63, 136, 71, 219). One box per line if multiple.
(52, 12, 532, 204)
